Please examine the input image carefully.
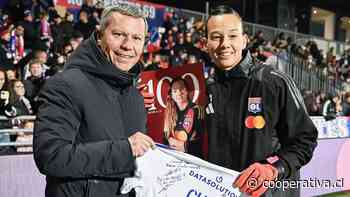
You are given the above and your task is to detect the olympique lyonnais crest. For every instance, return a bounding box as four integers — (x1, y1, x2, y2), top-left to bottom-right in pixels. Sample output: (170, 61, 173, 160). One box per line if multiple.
(183, 109, 194, 133)
(248, 97, 262, 113)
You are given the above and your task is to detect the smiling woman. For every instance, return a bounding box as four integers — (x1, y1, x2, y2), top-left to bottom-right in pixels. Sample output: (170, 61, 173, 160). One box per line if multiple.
(205, 5, 318, 197)
(206, 13, 247, 70)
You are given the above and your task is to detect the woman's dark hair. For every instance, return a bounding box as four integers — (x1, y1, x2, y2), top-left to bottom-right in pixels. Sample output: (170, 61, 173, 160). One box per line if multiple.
(205, 5, 242, 36)
(209, 5, 239, 16)
(8, 79, 23, 105)
(0, 69, 9, 91)
(168, 77, 189, 95)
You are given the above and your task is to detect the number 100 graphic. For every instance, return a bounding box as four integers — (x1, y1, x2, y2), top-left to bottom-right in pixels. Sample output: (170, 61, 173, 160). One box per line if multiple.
(140, 64, 206, 112)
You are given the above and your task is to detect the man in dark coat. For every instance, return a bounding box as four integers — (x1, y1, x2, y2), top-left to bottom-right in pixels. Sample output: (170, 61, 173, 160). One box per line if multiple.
(23, 59, 46, 113)
(0, 25, 15, 70)
(50, 12, 65, 54)
(204, 5, 318, 197)
(74, 9, 95, 40)
(33, 4, 154, 197)
(60, 12, 75, 43)
(20, 10, 39, 50)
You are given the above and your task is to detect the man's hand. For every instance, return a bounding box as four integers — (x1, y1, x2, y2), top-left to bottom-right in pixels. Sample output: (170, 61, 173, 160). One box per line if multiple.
(168, 137, 186, 152)
(137, 83, 154, 109)
(233, 162, 278, 197)
(128, 132, 155, 157)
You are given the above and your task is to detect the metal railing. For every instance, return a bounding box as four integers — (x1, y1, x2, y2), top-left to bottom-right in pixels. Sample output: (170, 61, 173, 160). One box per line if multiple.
(243, 21, 350, 57)
(0, 116, 35, 150)
(0, 115, 36, 121)
(272, 51, 342, 94)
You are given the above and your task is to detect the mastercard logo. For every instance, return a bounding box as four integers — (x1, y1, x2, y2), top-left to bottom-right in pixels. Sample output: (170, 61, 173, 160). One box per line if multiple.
(245, 115, 265, 129)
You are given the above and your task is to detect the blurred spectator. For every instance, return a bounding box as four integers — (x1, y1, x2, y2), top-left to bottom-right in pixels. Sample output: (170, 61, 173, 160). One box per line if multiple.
(177, 17, 186, 33)
(326, 47, 334, 63)
(303, 90, 320, 116)
(12, 24, 25, 63)
(75, 10, 95, 39)
(342, 78, 350, 92)
(341, 92, 350, 116)
(0, 12, 10, 27)
(184, 32, 198, 55)
(39, 12, 51, 40)
(30, 0, 54, 20)
(252, 30, 266, 46)
(81, 0, 97, 17)
(339, 61, 350, 80)
(315, 91, 327, 114)
(173, 32, 186, 55)
(60, 12, 75, 42)
(170, 49, 187, 67)
(273, 32, 288, 50)
(322, 93, 341, 121)
(187, 54, 198, 64)
(186, 17, 194, 31)
(69, 31, 84, 50)
(8, 79, 33, 116)
(23, 49, 49, 79)
(327, 56, 338, 80)
(23, 59, 46, 113)
(0, 24, 15, 70)
(163, 12, 175, 33)
(20, 10, 39, 50)
(163, 30, 176, 51)
(6, 69, 17, 80)
(144, 53, 161, 71)
(46, 47, 67, 76)
(159, 55, 170, 69)
(0, 69, 12, 153)
(90, 9, 101, 31)
(0, 69, 14, 118)
(51, 12, 65, 54)
(4, 0, 25, 22)
(251, 46, 267, 62)
(8, 79, 33, 153)
(308, 41, 323, 66)
(62, 42, 74, 58)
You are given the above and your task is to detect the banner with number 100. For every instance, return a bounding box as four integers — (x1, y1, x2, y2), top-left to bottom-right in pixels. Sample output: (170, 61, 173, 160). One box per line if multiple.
(139, 64, 206, 143)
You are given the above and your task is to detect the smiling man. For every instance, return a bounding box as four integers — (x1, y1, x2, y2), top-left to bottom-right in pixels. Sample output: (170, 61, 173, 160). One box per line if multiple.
(205, 5, 318, 197)
(33, 4, 154, 197)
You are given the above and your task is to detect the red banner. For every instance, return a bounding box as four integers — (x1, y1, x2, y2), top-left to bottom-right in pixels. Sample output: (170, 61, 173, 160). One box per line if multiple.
(140, 64, 206, 143)
(55, 0, 82, 8)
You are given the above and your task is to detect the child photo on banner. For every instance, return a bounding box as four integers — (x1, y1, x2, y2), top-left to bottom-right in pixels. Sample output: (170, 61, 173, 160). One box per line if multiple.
(139, 63, 207, 157)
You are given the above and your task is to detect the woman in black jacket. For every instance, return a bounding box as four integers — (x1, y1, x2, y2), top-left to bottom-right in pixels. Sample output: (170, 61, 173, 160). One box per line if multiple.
(8, 79, 33, 116)
(0, 69, 17, 154)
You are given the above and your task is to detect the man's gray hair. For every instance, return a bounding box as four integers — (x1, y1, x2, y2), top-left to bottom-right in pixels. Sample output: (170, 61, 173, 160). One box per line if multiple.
(100, 3, 148, 35)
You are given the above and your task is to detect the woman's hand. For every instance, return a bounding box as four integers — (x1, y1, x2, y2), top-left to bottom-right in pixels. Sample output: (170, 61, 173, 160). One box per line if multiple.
(168, 137, 186, 152)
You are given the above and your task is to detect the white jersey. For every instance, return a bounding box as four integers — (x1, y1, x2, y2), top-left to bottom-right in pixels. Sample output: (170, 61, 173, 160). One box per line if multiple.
(121, 144, 242, 197)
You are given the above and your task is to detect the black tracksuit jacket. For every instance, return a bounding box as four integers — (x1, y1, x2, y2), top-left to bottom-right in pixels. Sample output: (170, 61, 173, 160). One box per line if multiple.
(33, 32, 146, 197)
(206, 51, 318, 196)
